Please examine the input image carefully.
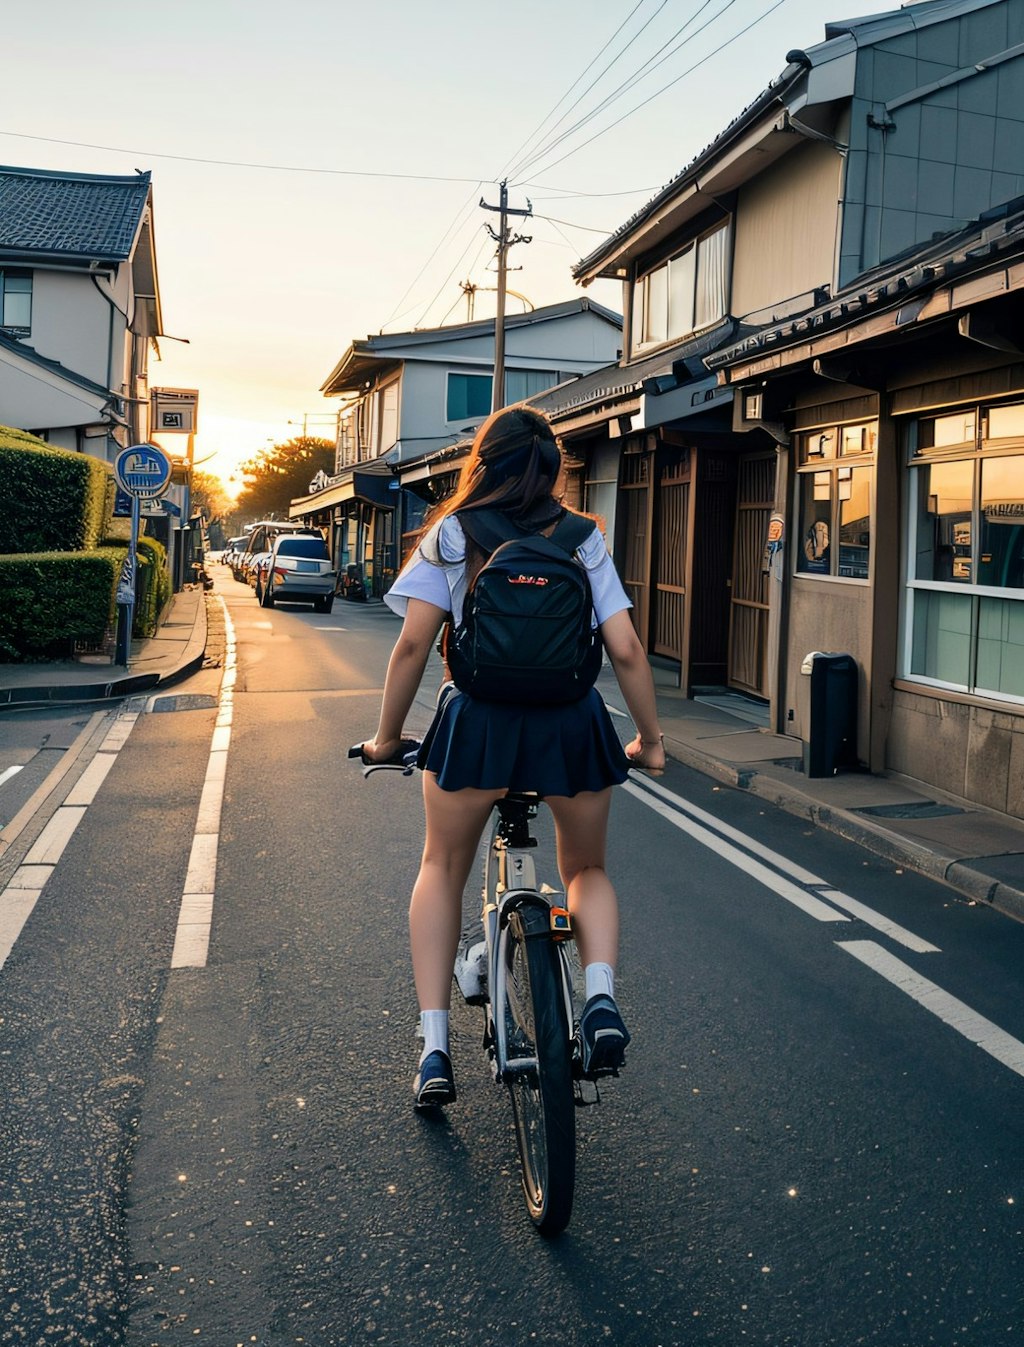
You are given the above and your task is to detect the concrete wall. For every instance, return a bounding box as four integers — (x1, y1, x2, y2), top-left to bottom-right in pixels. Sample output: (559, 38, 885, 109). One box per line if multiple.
(889, 687, 1024, 818)
(732, 140, 843, 316)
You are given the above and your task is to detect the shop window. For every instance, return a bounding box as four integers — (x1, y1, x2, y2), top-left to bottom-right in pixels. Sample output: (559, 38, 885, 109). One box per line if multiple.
(904, 402, 1024, 700)
(795, 422, 875, 579)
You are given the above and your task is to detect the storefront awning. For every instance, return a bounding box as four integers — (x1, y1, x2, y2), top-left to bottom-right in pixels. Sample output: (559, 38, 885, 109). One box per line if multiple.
(290, 464, 397, 520)
(635, 372, 733, 431)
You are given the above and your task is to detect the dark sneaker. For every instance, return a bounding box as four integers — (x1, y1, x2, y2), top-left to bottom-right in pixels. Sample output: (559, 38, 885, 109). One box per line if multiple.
(576, 994, 631, 1078)
(413, 1049, 456, 1109)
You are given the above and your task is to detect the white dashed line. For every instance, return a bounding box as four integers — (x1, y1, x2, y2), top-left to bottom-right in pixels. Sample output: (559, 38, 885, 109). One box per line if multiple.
(170, 597, 235, 970)
(0, 707, 140, 969)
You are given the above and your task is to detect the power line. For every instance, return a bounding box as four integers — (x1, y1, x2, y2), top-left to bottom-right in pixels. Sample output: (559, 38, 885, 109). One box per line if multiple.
(514, 0, 789, 184)
(511, 0, 734, 182)
(503, 0, 669, 183)
(379, 185, 484, 332)
(0, 128, 487, 185)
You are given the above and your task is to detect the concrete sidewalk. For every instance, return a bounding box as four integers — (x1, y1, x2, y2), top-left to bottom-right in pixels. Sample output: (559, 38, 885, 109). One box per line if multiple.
(2, 587, 1022, 924)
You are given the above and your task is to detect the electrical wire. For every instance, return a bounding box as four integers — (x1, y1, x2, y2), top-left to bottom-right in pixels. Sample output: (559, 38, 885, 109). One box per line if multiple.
(502, 0, 670, 183)
(379, 185, 485, 332)
(0, 128, 487, 185)
(511, 0, 735, 182)
(516, 0, 790, 184)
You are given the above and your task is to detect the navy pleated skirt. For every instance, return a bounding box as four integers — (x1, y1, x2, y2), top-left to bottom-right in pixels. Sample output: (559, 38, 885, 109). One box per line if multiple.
(417, 687, 630, 797)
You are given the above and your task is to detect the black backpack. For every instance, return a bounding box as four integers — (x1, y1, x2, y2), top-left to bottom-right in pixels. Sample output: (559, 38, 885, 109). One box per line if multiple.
(446, 507, 604, 704)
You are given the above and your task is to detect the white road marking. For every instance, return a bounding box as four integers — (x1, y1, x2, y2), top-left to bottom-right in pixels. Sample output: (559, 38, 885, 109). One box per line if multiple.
(838, 940, 1024, 1078)
(63, 752, 117, 806)
(170, 596, 235, 970)
(626, 771, 939, 954)
(23, 807, 87, 864)
(620, 779, 850, 924)
(0, 708, 139, 969)
(0, 765, 24, 789)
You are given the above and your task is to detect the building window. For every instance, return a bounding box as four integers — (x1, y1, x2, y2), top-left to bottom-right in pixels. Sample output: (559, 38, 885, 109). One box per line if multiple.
(1, 270, 31, 332)
(631, 220, 730, 355)
(378, 378, 400, 454)
(795, 422, 875, 579)
(904, 402, 1024, 700)
(447, 372, 492, 421)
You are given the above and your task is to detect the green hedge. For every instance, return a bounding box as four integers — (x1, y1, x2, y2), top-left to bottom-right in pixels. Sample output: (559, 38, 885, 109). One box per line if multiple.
(134, 534, 171, 638)
(0, 548, 127, 660)
(0, 428, 111, 552)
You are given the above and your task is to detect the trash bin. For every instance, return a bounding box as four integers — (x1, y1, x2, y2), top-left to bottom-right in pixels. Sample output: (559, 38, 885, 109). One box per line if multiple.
(799, 651, 859, 778)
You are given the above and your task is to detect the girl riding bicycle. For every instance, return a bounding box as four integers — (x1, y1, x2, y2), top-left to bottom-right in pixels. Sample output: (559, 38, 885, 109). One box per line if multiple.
(360, 404, 666, 1108)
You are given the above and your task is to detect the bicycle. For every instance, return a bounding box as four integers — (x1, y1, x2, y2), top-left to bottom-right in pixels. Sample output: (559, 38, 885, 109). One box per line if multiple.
(349, 739, 616, 1236)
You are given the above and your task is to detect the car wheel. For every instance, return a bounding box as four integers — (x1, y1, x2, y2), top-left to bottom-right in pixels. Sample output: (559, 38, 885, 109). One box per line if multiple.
(260, 582, 275, 608)
(316, 596, 334, 614)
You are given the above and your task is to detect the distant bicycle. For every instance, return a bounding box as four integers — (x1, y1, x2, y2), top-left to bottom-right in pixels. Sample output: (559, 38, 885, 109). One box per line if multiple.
(350, 740, 619, 1235)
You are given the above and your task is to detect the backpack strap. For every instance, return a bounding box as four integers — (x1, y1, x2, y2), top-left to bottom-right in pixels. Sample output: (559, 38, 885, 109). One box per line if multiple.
(459, 507, 594, 559)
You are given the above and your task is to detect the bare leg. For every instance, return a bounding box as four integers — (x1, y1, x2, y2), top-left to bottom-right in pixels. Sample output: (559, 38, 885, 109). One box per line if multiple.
(544, 788, 617, 970)
(410, 773, 505, 1010)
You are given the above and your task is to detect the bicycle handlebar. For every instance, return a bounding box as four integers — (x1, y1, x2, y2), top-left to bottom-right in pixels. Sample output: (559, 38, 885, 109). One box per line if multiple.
(348, 739, 421, 777)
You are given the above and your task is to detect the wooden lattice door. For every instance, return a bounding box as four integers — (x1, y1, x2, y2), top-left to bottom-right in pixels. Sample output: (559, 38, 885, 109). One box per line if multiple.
(728, 452, 775, 697)
(652, 452, 690, 660)
(620, 450, 652, 645)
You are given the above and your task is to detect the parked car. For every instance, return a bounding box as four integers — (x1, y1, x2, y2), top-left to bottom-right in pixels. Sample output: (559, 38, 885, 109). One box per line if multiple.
(237, 521, 321, 586)
(222, 535, 250, 578)
(254, 534, 336, 612)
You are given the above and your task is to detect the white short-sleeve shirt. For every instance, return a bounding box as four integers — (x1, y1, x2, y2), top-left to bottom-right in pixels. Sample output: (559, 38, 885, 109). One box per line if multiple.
(383, 513, 632, 627)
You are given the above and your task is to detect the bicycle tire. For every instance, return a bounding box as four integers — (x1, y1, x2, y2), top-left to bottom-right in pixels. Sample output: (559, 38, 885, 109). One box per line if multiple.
(504, 903, 575, 1235)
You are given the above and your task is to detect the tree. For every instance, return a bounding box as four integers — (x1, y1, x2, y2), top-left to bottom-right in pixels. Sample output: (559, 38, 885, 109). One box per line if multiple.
(233, 436, 335, 522)
(190, 470, 232, 525)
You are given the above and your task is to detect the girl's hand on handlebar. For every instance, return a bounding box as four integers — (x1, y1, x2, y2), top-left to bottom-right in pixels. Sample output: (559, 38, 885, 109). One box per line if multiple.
(625, 733, 666, 775)
(361, 736, 404, 764)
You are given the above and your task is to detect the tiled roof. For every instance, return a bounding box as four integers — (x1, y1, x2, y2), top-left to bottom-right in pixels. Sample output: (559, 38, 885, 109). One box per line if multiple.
(529, 317, 737, 418)
(0, 165, 151, 262)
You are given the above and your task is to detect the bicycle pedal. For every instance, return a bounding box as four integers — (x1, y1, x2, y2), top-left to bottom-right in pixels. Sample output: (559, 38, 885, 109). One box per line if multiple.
(573, 1078, 601, 1108)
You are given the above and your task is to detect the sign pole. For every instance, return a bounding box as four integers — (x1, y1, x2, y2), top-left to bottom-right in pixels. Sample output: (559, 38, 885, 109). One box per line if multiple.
(115, 496, 140, 667)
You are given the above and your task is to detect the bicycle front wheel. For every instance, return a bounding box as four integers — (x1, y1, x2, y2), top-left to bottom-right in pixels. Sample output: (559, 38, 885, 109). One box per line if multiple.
(504, 905, 575, 1235)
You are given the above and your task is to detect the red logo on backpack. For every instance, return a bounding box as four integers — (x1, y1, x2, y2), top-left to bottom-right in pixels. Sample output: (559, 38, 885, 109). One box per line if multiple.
(508, 575, 549, 586)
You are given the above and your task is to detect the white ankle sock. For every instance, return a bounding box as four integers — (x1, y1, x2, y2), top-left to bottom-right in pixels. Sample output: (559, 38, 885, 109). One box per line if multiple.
(419, 1009, 449, 1062)
(584, 962, 615, 1001)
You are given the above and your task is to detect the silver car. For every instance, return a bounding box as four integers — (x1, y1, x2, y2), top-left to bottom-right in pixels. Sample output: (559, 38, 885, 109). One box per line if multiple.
(255, 534, 336, 613)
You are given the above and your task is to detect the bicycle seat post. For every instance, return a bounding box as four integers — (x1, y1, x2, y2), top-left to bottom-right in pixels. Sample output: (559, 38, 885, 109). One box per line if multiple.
(495, 794, 538, 849)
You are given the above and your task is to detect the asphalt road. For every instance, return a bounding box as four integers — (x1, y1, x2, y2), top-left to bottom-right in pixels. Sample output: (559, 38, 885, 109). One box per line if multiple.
(0, 568, 1022, 1346)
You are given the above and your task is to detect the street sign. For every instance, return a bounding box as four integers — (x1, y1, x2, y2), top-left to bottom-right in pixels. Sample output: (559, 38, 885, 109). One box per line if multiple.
(114, 444, 172, 500)
(151, 387, 199, 435)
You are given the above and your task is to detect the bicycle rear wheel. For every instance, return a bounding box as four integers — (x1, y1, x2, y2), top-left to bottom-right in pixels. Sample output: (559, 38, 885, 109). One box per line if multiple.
(504, 904, 575, 1235)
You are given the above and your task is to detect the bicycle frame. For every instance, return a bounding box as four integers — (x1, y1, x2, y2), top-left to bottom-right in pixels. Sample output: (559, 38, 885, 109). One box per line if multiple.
(480, 794, 575, 1083)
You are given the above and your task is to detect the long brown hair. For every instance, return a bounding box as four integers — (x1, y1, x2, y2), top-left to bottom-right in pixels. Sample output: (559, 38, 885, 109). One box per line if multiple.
(431, 404, 563, 525)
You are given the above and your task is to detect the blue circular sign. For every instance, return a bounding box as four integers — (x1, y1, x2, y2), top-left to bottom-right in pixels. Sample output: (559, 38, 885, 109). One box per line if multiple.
(114, 443, 173, 500)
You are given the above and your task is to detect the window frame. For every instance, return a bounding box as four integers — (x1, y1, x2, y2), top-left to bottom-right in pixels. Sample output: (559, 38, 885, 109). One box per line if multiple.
(0, 268, 32, 334)
(901, 401, 1024, 702)
(630, 218, 731, 357)
(445, 370, 492, 424)
(793, 420, 876, 583)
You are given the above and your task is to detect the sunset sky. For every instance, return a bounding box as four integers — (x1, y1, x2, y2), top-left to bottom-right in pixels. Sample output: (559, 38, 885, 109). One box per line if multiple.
(3, 0, 901, 492)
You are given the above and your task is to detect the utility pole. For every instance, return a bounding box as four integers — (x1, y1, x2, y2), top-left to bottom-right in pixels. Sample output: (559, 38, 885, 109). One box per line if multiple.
(480, 180, 532, 413)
